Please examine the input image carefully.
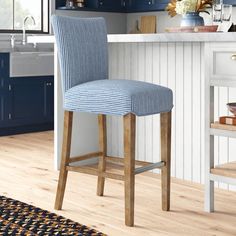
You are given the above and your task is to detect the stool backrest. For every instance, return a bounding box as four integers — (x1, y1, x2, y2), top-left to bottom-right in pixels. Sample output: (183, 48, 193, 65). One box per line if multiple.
(51, 15, 108, 93)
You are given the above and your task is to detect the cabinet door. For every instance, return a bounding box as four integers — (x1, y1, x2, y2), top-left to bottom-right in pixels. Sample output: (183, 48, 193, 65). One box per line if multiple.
(155, 0, 169, 10)
(45, 79, 54, 123)
(87, 0, 125, 11)
(0, 53, 10, 127)
(99, 0, 125, 11)
(56, 0, 65, 8)
(127, 0, 168, 12)
(0, 79, 11, 127)
(126, 0, 153, 11)
(8, 77, 47, 127)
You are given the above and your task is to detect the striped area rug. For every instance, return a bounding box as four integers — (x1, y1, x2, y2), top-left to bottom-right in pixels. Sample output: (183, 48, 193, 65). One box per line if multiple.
(0, 196, 106, 236)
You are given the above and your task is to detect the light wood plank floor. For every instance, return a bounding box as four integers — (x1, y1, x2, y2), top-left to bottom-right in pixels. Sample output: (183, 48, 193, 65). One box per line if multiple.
(0, 131, 236, 236)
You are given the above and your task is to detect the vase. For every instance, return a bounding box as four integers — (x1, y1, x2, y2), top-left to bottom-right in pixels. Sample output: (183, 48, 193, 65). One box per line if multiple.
(181, 12, 204, 27)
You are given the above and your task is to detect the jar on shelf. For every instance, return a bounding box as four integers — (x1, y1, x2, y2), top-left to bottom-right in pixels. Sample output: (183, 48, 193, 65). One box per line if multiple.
(75, 0, 85, 7)
(66, 0, 75, 8)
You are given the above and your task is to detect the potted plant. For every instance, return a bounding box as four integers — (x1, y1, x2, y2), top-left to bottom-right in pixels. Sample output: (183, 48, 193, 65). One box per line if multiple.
(166, 0, 213, 26)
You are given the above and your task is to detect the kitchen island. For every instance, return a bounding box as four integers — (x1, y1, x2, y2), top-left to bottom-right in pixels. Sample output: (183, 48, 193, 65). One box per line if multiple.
(29, 32, 236, 192)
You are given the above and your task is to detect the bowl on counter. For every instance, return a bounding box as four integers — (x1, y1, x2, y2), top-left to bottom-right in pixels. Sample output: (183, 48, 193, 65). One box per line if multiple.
(227, 102, 236, 116)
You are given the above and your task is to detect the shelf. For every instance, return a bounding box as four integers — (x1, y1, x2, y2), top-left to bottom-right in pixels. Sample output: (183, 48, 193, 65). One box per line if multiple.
(211, 161, 236, 179)
(211, 122, 236, 131)
(56, 6, 125, 13)
(210, 79, 236, 88)
(210, 122, 236, 138)
(57, 6, 100, 11)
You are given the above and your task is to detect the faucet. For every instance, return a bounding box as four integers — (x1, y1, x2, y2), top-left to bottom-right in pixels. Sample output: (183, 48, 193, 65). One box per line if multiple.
(22, 15, 36, 45)
(10, 34, 15, 48)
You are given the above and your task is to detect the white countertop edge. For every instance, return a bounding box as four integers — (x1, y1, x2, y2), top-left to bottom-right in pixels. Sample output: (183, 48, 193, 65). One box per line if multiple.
(108, 32, 236, 42)
(28, 35, 55, 43)
(28, 32, 236, 44)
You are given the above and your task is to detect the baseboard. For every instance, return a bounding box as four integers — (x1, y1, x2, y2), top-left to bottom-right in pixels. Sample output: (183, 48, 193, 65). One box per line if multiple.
(0, 123, 54, 136)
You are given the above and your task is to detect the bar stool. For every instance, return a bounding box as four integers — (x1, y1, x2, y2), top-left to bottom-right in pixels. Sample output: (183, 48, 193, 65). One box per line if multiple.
(52, 15, 173, 227)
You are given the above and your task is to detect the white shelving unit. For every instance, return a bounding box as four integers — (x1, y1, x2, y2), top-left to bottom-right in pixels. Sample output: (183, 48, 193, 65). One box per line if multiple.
(205, 43, 236, 212)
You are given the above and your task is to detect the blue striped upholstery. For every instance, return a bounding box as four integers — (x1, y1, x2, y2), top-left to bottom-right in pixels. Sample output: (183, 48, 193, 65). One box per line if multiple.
(51, 15, 108, 92)
(52, 15, 173, 116)
(65, 79, 173, 116)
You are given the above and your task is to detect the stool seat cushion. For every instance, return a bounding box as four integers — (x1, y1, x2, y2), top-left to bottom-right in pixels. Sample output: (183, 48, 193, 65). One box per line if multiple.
(64, 79, 173, 116)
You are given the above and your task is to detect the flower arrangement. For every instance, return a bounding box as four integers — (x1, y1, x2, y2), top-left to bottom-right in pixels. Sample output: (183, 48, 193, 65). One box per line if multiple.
(166, 0, 213, 17)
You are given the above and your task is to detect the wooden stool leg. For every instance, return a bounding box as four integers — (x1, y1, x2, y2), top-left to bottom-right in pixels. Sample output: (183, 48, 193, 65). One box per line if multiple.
(124, 113, 136, 227)
(55, 111, 73, 210)
(97, 114, 107, 196)
(160, 111, 172, 211)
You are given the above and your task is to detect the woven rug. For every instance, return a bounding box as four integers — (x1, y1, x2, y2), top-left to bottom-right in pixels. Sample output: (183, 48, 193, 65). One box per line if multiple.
(0, 196, 106, 236)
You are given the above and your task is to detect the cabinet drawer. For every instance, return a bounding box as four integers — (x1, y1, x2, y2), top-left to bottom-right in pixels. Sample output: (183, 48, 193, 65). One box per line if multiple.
(209, 43, 236, 86)
(213, 51, 236, 77)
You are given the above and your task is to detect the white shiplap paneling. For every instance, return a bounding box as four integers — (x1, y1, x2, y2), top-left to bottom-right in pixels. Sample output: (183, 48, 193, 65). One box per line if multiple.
(108, 42, 236, 186)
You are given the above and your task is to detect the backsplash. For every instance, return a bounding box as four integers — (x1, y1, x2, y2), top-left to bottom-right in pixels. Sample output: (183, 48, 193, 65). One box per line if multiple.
(127, 7, 236, 33)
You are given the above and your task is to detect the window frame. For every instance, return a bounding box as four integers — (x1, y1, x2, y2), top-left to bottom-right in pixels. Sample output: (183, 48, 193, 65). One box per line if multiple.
(0, 0, 49, 34)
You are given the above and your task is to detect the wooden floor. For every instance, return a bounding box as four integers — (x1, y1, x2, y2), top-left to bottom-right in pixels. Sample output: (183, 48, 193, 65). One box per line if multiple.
(0, 131, 236, 236)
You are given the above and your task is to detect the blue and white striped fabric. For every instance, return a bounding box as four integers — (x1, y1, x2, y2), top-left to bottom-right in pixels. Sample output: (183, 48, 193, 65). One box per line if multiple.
(51, 15, 108, 92)
(65, 79, 173, 116)
(52, 15, 173, 116)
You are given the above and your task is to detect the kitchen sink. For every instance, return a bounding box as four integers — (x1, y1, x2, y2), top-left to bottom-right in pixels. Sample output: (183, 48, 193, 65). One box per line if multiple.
(0, 44, 53, 53)
(13, 44, 53, 52)
(10, 51, 54, 77)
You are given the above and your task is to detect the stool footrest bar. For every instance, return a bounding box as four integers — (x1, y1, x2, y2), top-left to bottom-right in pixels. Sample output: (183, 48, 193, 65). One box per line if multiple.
(66, 166, 124, 181)
(106, 156, 154, 167)
(69, 152, 103, 164)
(135, 161, 165, 175)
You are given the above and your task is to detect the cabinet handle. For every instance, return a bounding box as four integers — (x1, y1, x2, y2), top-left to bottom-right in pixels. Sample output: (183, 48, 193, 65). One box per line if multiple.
(231, 54, 236, 60)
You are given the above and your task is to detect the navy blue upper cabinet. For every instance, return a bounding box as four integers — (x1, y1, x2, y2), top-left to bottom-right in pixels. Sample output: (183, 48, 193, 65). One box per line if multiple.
(98, 0, 125, 11)
(126, 0, 168, 12)
(126, 0, 155, 11)
(87, 0, 125, 12)
(56, 0, 168, 12)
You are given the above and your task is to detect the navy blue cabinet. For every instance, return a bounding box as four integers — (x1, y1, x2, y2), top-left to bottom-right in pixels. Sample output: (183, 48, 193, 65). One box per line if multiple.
(126, 0, 169, 12)
(57, 0, 125, 12)
(94, 0, 125, 12)
(87, 0, 125, 11)
(0, 53, 10, 129)
(56, 0, 235, 12)
(8, 77, 54, 125)
(0, 53, 54, 136)
(56, 0, 168, 12)
(126, 0, 155, 11)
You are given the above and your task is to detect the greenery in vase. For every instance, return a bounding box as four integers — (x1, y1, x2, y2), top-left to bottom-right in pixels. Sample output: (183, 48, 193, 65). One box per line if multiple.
(166, 0, 213, 17)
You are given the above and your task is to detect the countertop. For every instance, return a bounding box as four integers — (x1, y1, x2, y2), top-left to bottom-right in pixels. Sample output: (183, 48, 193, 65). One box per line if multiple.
(28, 32, 236, 44)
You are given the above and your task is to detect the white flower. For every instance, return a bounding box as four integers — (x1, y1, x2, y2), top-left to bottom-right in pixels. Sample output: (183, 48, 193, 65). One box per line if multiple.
(175, 0, 197, 15)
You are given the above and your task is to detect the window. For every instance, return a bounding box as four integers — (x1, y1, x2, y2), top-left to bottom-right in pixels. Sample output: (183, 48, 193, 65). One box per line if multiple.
(0, 0, 49, 33)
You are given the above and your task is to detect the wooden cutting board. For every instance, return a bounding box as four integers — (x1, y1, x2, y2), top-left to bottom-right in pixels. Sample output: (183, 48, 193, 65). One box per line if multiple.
(165, 25, 218, 33)
(140, 16, 157, 34)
